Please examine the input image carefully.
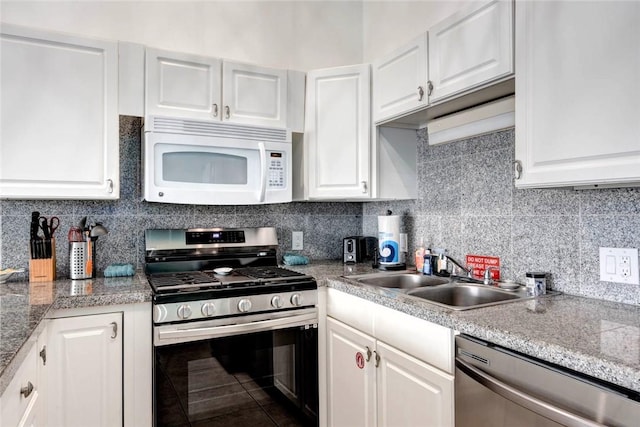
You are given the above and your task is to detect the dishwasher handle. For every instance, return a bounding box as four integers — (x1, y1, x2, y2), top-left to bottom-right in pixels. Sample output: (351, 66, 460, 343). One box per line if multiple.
(456, 358, 604, 427)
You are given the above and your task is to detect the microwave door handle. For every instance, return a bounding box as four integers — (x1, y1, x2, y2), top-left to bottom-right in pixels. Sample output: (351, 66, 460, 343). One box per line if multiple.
(257, 142, 267, 203)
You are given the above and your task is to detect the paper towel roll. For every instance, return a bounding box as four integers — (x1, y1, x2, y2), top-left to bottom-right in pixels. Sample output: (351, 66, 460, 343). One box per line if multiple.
(378, 215, 401, 265)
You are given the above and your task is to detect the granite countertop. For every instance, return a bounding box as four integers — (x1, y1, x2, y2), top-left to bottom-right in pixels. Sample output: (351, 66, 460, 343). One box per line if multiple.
(3, 262, 639, 397)
(0, 274, 152, 394)
(287, 261, 640, 394)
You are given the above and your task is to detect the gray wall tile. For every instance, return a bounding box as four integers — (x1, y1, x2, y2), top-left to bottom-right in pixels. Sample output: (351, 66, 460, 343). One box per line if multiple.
(512, 215, 580, 293)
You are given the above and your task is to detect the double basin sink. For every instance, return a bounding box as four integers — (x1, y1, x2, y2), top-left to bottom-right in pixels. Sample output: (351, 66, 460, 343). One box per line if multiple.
(347, 272, 538, 310)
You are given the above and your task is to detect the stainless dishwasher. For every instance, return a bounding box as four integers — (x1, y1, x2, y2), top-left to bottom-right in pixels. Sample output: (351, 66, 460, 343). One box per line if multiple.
(455, 335, 640, 427)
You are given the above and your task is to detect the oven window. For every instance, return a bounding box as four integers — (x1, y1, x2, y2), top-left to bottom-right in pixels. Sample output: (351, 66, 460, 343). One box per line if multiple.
(162, 151, 248, 185)
(154, 327, 318, 427)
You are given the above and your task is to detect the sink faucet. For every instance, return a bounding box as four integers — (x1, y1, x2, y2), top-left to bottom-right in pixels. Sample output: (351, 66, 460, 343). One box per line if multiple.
(483, 267, 496, 286)
(442, 255, 473, 278)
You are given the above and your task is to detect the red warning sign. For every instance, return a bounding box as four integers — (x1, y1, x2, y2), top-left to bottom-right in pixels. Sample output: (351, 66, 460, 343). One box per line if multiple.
(355, 352, 365, 369)
(466, 255, 500, 280)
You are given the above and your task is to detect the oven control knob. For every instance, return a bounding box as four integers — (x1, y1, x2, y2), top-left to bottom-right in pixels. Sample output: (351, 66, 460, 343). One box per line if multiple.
(238, 299, 252, 313)
(271, 295, 284, 308)
(290, 293, 303, 307)
(201, 302, 216, 317)
(177, 304, 192, 320)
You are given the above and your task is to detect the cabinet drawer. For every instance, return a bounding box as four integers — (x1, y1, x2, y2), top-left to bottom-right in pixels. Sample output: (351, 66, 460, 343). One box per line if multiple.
(373, 303, 454, 374)
(326, 288, 375, 336)
(1, 343, 38, 427)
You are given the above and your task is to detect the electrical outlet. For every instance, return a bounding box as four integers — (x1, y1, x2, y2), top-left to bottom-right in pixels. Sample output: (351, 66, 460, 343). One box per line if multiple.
(599, 247, 639, 285)
(292, 231, 304, 250)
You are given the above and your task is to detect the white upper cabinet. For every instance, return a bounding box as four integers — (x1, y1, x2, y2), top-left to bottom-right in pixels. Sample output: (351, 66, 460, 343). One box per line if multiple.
(0, 24, 119, 200)
(515, 1, 640, 188)
(145, 48, 288, 128)
(372, 34, 428, 123)
(305, 64, 371, 200)
(428, 0, 513, 103)
(222, 61, 288, 128)
(145, 48, 222, 120)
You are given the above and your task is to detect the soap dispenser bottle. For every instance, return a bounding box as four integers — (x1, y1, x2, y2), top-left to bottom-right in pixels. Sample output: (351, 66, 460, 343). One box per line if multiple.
(414, 237, 425, 272)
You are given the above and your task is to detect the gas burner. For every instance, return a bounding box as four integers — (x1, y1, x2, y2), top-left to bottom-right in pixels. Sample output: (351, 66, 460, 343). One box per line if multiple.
(147, 271, 220, 293)
(234, 266, 302, 280)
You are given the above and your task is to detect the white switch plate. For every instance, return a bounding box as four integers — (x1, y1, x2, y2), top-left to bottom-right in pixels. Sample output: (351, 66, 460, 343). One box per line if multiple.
(292, 231, 304, 250)
(599, 247, 639, 285)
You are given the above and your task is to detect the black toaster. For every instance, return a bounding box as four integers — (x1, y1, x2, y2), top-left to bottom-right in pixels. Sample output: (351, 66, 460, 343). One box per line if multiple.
(343, 236, 377, 263)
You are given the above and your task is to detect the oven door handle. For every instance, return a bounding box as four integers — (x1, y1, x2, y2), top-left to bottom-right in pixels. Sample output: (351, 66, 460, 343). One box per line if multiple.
(456, 358, 604, 427)
(157, 311, 317, 344)
(257, 142, 267, 203)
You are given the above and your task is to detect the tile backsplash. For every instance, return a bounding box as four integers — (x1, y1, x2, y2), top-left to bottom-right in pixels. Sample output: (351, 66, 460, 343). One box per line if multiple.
(1, 117, 639, 305)
(363, 128, 640, 305)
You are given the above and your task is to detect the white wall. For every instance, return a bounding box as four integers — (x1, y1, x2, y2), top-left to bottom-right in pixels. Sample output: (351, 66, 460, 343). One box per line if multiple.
(362, 0, 471, 61)
(0, 0, 363, 71)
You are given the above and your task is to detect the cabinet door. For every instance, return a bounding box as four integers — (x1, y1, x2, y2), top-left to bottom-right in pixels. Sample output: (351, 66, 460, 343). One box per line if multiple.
(1, 341, 39, 427)
(222, 61, 288, 128)
(306, 64, 371, 199)
(326, 317, 376, 427)
(145, 47, 222, 120)
(428, 0, 513, 102)
(372, 34, 428, 123)
(376, 341, 454, 427)
(515, 1, 640, 188)
(47, 313, 122, 427)
(0, 24, 119, 200)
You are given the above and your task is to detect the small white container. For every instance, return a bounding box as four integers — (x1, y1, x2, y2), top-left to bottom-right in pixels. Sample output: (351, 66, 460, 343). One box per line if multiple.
(525, 272, 547, 296)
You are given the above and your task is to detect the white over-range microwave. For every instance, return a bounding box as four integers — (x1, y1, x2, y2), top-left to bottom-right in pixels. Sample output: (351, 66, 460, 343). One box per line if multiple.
(143, 116, 292, 205)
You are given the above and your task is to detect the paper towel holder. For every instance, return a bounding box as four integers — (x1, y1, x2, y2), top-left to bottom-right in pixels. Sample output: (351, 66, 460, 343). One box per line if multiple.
(377, 210, 406, 271)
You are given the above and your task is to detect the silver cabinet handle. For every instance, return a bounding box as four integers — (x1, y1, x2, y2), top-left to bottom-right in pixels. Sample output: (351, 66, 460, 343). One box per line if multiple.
(212, 103, 218, 117)
(418, 86, 425, 101)
(107, 179, 114, 193)
(110, 322, 118, 339)
(365, 346, 372, 362)
(456, 358, 602, 427)
(427, 80, 434, 96)
(20, 381, 34, 398)
(40, 345, 46, 365)
(224, 105, 230, 119)
(361, 181, 367, 194)
(514, 160, 523, 180)
(374, 350, 380, 368)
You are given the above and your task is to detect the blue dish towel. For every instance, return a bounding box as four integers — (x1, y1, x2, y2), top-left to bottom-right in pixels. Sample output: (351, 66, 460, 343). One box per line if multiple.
(104, 264, 135, 277)
(283, 253, 309, 266)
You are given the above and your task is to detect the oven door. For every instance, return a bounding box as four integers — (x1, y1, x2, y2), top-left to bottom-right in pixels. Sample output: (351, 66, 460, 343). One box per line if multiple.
(143, 131, 291, 205)
(154, 309, 318, 427)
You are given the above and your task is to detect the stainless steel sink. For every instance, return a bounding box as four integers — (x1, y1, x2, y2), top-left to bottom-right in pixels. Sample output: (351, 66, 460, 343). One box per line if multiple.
(354, 273, 449, 289)
(346, 271, 554, 310)
(407, 283, 525, 310)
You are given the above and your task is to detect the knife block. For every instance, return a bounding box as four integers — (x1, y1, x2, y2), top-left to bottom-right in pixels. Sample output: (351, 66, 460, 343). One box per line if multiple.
(29, 238, 56, 282)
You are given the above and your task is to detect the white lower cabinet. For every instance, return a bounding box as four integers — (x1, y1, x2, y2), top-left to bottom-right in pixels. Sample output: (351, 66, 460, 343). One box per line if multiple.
(0, 326, 47, 427)
(47, 312, 122, 427)
(326, 317, 377, 427)
(324, 289, 454, 427)
(44, 302, 152, 427)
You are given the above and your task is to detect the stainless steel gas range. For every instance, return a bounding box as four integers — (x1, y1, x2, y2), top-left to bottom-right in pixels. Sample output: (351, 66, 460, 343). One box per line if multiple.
(145, 227, 318, 427)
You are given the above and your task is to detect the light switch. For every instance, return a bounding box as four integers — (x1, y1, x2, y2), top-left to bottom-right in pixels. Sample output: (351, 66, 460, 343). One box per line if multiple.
(605, 255, 616, 274)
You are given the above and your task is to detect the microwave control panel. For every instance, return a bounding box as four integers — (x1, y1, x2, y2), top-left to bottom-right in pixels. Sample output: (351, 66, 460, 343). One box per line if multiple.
(267, 152, 286, 188)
